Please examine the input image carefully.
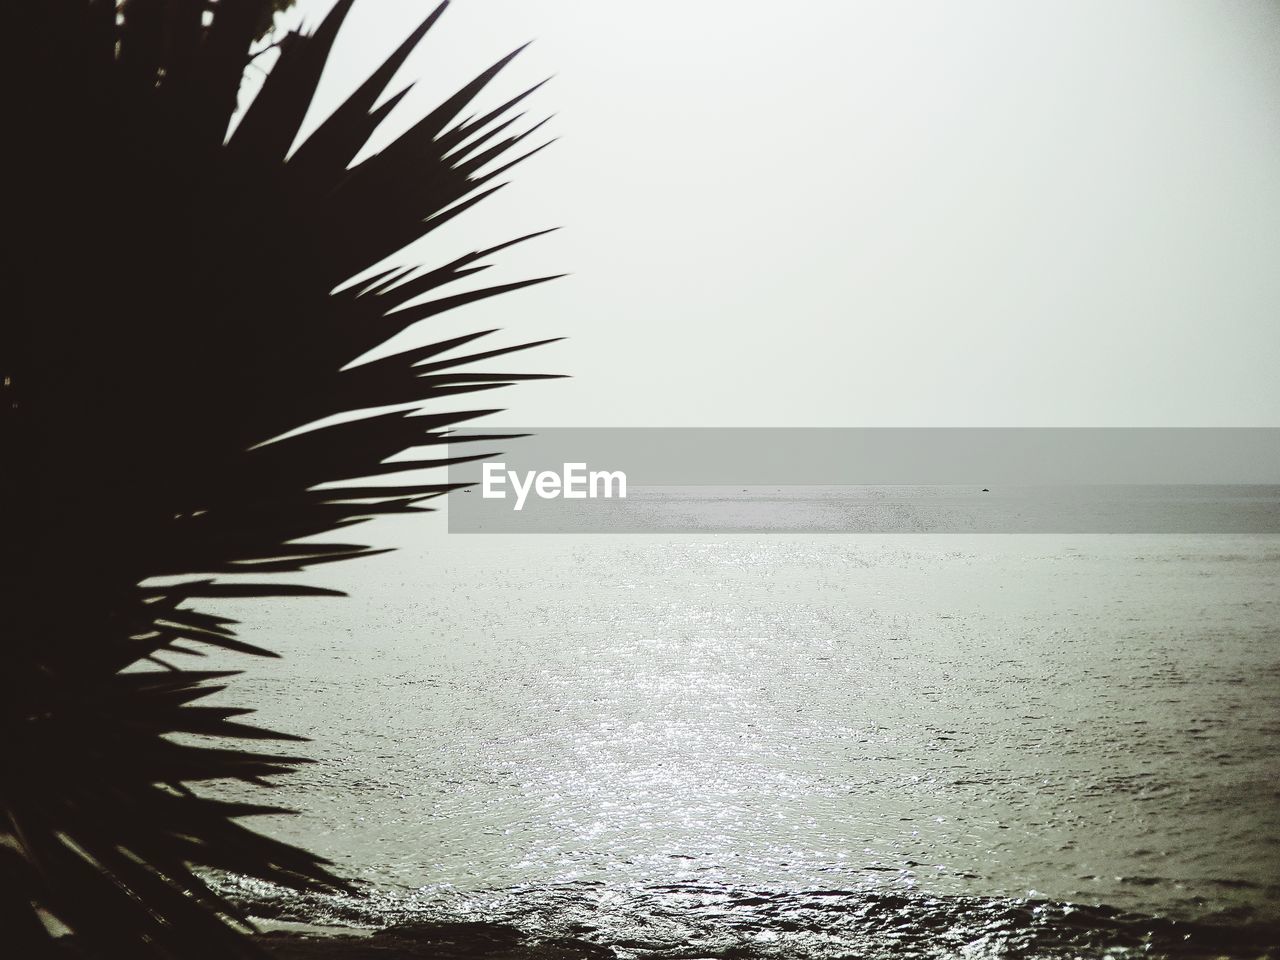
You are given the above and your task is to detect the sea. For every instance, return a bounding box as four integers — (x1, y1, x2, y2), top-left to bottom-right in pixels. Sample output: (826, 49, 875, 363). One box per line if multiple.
(195, 492, 1280, 958)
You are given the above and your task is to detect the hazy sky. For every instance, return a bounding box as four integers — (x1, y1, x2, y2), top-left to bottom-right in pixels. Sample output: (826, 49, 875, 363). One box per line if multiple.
(281, 0, 1280, 427)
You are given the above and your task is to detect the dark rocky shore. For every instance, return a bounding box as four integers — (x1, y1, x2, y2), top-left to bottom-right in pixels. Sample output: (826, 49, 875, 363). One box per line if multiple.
(256, 922, 617, 960)
(52, 923, 618, 960)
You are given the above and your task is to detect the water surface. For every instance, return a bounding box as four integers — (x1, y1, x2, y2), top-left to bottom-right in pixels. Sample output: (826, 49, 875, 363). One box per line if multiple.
(203, 530, 1280, 957)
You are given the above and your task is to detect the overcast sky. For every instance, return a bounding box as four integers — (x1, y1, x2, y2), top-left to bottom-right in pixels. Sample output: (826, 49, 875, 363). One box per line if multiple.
(282, 0, 1280, 427)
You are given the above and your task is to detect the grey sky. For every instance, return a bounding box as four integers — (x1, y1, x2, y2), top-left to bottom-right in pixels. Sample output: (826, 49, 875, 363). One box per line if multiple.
(284, 0, 1280, 427)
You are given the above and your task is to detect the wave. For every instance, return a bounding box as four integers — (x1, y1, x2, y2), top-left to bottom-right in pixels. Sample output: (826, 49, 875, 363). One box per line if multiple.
(214, 875, 1280, 959)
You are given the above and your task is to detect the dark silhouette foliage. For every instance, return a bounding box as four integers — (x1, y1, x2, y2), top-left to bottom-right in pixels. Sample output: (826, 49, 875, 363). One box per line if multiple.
(5, 1, 558, 955)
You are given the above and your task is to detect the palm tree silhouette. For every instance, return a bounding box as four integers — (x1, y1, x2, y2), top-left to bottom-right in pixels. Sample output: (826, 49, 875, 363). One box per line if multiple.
(5, 1, 558, 955)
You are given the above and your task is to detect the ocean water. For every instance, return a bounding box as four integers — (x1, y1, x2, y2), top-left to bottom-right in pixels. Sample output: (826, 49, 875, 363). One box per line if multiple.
(198, 525, 1280, 958)
(451, 484, 1280, 533)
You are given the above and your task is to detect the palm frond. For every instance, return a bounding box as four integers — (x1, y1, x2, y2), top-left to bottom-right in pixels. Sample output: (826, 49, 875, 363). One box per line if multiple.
(5, 1, 559, 955)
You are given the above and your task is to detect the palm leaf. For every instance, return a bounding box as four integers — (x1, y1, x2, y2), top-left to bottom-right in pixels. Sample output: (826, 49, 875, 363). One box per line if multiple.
(5, 1, 559, 955)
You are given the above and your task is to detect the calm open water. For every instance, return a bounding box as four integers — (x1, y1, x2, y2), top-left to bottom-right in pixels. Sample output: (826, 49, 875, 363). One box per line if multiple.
(200, 526, 1280, 958)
